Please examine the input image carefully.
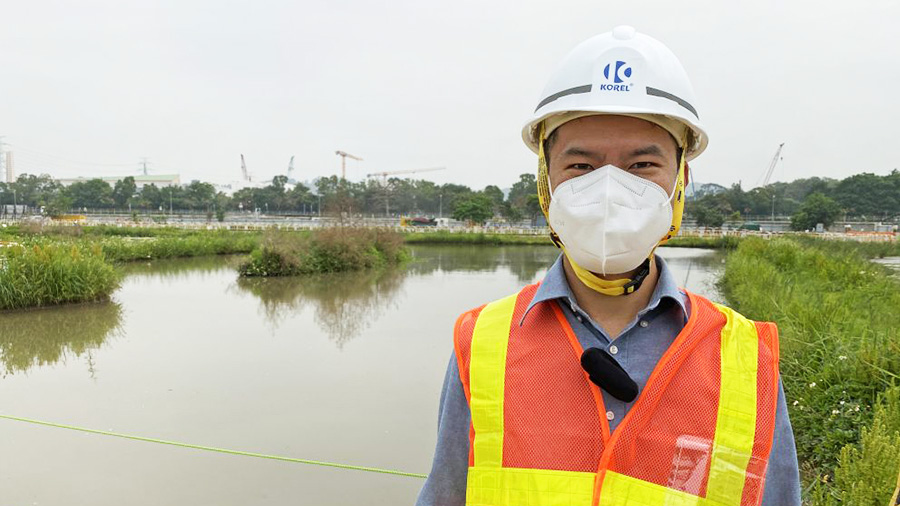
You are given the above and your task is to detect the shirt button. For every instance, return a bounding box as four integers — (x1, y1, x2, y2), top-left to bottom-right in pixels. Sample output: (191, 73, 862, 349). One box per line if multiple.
(639, 320, 649, 328)
(606, 411, 615, 421)
(575, 315, 583, 323)
(609, 345, 618, 355)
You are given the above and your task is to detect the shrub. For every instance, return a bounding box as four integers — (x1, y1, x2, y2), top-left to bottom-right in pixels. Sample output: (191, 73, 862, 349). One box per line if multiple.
(809, 388, 900, 506)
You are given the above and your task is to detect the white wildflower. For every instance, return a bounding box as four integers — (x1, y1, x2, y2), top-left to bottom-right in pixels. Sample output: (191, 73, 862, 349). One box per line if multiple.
(809, 382, 816, 388)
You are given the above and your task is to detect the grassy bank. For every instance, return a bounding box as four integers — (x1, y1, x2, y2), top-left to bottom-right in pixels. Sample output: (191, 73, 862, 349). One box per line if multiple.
(402, 230, 746, 249)
(240, 228, 407, 276)
(402, 230, 552, 245)
(0, 240, 121, 310)
(99, 233, 260, 262)
(720, 237, 900, 504)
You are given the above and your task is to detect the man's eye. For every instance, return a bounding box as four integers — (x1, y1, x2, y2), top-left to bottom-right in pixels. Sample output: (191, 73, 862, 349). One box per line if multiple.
(630, 162, 655, 170)
(569, 164, 593, 171)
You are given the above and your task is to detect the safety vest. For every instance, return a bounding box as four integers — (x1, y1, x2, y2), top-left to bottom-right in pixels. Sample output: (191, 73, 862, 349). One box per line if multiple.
(453, 284, 780, 506)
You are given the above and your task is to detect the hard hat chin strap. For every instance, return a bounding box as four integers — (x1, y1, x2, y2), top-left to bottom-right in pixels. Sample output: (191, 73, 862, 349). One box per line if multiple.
(537, 121, 687, 297)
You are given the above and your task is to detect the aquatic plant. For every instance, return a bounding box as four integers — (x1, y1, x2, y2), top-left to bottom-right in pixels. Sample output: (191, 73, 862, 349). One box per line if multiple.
(99, 232, 260, 262)
(0, 240, 121, 310)
(239, 227, 407, 276)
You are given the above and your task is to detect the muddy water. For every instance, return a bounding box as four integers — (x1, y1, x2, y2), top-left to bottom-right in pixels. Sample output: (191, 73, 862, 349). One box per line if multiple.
(0, 245, 723, 506)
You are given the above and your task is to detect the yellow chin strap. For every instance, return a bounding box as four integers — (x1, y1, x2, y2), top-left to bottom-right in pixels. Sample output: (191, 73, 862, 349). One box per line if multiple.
(537, 121, 687, 296)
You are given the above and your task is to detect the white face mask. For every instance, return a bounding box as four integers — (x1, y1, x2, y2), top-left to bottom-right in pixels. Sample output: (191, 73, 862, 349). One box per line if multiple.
(548, 164, 674, 276)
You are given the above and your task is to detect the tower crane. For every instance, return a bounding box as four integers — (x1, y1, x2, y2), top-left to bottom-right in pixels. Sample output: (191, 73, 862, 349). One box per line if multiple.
(335, 150, 362, 179)
(366, 166, 446, 183)
(760, 143, 785, 187)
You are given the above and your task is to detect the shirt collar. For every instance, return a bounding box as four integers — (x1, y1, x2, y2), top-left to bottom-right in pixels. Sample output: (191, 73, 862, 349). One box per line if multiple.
(520, 254, 688, 325)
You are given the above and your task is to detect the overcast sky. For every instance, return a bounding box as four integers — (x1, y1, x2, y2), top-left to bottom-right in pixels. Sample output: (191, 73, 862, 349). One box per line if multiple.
(1, 0, 898, 190)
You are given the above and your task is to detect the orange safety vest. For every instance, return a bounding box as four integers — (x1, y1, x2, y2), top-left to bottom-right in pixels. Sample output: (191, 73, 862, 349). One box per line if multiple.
(453, 284, 780, 506)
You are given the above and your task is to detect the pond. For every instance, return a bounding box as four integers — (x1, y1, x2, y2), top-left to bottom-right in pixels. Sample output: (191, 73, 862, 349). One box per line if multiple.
(0, 245, 724, 505)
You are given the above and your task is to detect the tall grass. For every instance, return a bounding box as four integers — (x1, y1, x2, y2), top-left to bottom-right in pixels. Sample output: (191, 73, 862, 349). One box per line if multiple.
(0, 240, 121, 310)
(240, 228, 407, 276)
(719, 237, 900, 502)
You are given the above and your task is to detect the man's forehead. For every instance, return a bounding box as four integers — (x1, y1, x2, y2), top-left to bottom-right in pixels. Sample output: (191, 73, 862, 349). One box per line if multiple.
(551, 116, 679, 154)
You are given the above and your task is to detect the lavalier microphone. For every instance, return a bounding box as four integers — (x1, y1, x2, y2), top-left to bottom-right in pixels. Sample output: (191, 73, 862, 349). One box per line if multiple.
(580, 347, 639, 403)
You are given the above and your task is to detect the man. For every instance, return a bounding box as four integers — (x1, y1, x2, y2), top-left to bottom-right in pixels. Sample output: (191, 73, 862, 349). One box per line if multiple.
(417, 26, 800, 505)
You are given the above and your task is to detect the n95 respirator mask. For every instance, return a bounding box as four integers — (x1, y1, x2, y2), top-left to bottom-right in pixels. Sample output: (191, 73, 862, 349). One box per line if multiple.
(548, 165, 674, 276)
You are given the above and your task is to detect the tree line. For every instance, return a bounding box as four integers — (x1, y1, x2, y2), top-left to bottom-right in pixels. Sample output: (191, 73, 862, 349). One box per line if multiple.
(686, 170, 900, 230)
(0, 173, 543, 224)
(1, 169, 897, 228)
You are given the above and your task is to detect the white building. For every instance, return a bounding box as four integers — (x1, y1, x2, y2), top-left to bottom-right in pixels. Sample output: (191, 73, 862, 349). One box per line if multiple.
(5, 151, 13, 183)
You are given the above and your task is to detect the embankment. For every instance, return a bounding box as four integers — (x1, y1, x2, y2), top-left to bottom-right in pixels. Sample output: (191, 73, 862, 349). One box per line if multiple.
(720, 237, 900, 504)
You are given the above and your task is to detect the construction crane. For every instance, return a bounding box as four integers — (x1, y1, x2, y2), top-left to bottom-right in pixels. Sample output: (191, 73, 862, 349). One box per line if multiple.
(366, 166, 446, 183)
(335, 150, 362, 179)
(287, 155, 295, 181)
(240, 154, 251, 182)
(760, 143, 785, 187)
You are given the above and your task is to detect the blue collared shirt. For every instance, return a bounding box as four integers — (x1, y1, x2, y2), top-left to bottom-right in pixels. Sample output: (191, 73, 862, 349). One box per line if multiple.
(416, 255, 801, 505)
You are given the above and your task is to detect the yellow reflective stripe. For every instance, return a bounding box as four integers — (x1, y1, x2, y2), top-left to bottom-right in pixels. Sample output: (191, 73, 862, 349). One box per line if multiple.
(599, 471, 702, 506)
(467, 466, 595, 506)
(470, 293, 518, 468)
(709, 303, 759, 505)
(597, 305, 760, 506)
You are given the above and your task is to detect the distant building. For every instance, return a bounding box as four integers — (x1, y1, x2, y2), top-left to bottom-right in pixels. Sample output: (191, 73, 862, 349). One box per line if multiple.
(4, 151, 12, 183)
(56, 174, 181, 189)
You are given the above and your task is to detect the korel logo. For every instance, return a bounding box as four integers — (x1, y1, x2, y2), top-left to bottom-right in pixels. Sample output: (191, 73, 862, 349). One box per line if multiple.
(601, 60, 632, 91)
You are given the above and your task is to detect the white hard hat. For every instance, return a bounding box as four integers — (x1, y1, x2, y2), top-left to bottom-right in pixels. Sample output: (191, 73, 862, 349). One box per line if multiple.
(523, 25, 708, 161)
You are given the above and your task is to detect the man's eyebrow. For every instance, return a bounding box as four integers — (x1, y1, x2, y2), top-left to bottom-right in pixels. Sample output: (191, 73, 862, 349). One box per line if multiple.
(630, 145, 665, 157)
(560, 146, 600, 158)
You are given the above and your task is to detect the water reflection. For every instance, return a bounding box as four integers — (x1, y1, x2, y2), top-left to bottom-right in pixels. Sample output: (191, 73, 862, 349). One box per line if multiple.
(234, 268, 406, 348)
(119, 255, 242, 280)
(0, 302, 123, 376)
(407, 244, 559, 283)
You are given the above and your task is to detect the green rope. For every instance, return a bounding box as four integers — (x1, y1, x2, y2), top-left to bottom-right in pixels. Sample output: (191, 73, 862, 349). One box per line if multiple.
(0, 413, 427, 479)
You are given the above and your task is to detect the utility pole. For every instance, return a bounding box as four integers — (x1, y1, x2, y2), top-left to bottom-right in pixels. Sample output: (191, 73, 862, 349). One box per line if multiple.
(439, 193, 443, 219)
(771, 193, 776, 222)
(140, 157, 150, 176)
